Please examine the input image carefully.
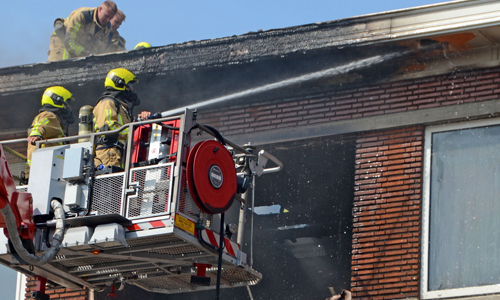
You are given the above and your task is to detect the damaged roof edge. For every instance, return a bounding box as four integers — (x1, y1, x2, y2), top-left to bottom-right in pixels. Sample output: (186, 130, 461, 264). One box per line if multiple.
(164, 0, 500, 49)
(1, 0, 499, 93)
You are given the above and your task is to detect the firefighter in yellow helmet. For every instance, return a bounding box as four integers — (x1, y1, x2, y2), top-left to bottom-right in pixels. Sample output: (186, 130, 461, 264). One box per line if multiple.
(134, 42, 151, 50)
(24, 86, 75, 181)
(93, 68, 150, 168)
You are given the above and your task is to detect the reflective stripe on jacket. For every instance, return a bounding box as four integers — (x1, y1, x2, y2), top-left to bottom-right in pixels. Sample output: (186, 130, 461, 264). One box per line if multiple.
(26, 111, 65, 166)
(63, 7, 112, 59)
(93, 98, 132, 144)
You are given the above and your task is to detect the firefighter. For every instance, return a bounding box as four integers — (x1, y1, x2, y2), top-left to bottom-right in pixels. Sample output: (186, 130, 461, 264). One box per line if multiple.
(48, 1, 117, 61)
(24, 86, 75, 181)
(93, 68, 151, 168)
(107, 9, 126, 53)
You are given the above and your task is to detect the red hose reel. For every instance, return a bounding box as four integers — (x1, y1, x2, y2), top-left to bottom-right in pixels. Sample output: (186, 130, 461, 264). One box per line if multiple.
(186, 140, 237, 214)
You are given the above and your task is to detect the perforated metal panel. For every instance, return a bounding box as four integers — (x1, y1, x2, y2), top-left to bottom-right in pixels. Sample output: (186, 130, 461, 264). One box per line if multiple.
(146, 244, 204, 256)
(127, 164, 173, 219)
(221, 268, 261, 284)
(177, 166, 201, 219)
(127, 236, 214, 262)
(54, 255, 126, 268)
(82, 263, 155, 278)
(126, 234, 184, 247)
(134, 274, 193, 291)
(130, 267, 262, 294)
(91, 173, 125, 215)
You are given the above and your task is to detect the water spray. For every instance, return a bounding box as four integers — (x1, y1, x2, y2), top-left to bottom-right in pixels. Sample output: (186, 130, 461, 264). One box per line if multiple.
(160, 45, 441, 117)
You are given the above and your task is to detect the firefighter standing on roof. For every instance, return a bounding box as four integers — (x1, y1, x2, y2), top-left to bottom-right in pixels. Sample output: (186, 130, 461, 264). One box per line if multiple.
(48, 1, 117, 61)
(94, 68, 150, 168)
(25, 86, 75, 180)
(107, 9, 126, 52)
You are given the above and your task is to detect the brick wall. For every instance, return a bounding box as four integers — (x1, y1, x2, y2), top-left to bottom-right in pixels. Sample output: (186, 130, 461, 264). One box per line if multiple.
(25, 277, 88, 300)
(351, 127, 423, 299)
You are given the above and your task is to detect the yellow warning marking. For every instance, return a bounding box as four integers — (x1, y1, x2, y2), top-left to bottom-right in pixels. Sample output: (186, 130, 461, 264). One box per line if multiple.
(55, 155, 64, 160)
(175, 214, 195, 236)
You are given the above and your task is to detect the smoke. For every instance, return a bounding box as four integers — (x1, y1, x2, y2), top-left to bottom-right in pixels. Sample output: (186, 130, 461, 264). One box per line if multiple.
(161, 50, 411, 117)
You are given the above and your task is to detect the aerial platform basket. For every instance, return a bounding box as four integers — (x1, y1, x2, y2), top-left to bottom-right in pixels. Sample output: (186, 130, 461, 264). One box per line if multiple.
(0, 108, 282, 296)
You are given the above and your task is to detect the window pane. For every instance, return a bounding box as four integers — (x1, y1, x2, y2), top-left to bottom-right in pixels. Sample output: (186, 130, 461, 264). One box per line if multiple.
(0, 265, 16, 300)
(429, 125, 500, 291)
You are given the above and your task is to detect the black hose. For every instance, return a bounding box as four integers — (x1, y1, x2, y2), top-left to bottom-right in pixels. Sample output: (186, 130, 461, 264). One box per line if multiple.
(204, 125, 226, 146)
(86, 165, 95, 216)
(190, 124, 226, 146)
(215, 212, 224, 300)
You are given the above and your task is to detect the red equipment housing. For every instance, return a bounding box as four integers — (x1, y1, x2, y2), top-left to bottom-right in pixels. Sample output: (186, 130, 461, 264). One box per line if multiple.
(0, 144, 35, 241)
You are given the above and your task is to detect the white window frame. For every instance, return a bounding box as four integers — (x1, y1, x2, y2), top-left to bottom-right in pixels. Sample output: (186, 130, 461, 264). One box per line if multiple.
(421, 118, 500, 299)
(15, 273, 26, 300)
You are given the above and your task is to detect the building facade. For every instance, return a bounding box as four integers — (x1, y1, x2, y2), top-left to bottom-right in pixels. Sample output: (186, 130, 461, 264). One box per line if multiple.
(2, 0, 500, 299)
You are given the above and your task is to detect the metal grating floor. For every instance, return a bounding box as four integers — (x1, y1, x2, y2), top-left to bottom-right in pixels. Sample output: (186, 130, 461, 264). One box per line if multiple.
(126, 233, 184, 247)
(54, 256, 127, 268)
(44, 232, 261, 293)
(131, 268, 262, 294)
(134, 268, 262, 294)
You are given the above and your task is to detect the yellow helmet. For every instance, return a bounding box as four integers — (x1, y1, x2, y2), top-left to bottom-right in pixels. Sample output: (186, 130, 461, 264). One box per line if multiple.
(41, 86, 74, 108)
(134, 42, 151, 50)
(105, 68, 138, 91)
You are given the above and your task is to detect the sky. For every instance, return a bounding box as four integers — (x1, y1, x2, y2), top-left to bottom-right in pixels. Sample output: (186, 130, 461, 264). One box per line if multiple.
(0, 0, 448, 69)
(0, 0, 447, 299)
